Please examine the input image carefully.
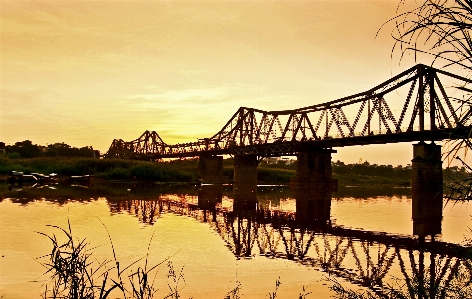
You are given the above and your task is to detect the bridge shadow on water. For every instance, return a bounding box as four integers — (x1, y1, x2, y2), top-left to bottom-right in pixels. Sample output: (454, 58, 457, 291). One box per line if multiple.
(3, 181, 471, 297)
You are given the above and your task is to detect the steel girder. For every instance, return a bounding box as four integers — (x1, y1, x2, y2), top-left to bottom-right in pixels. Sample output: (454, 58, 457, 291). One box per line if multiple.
(104, 130, 167, 159)
(105, 64, 472, 159)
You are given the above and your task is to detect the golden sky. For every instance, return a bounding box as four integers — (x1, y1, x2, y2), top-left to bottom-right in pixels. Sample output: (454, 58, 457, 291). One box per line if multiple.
(1, 0, 437, 165)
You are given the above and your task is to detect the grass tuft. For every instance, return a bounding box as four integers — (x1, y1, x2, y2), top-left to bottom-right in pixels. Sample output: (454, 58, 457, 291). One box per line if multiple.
(37, 221, 174, 299)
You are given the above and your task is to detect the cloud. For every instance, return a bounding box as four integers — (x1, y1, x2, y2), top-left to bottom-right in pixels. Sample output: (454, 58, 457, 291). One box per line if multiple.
(127, 83, 312, 115)
(130, 86, 228, 104)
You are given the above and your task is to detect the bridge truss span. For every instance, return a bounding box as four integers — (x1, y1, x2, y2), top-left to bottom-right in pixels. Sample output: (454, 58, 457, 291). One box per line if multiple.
(105, 130, 168, 159)
(105, 64, 472, 159)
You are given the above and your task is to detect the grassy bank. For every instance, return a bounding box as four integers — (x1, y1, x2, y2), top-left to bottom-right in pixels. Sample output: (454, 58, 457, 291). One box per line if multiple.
(0, 156, 196, 182)
(0, 156, 417, 185)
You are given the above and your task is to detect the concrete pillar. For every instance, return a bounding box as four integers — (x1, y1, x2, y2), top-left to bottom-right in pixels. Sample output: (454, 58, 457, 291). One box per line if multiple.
(290, 150, 336, 190)
(411, 142, 443, 237)
(198, 155, 223, 183)
(291, 150, 335, 228)
(233, 155, 258, 184)
(233, 155, 258, 223)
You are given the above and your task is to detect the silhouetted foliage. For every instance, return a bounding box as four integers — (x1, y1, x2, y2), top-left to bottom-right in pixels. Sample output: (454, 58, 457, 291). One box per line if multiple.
(385, 0, 472, 72)
(45, 143, 97, 158)
(2, 140, 99, 159)
(7, 140, 41, 158)
(383, 0, 472, 199)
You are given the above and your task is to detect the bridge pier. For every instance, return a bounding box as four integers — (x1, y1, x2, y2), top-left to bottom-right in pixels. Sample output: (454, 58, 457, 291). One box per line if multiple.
(233, 155, 258, 184)
(411, 142, 443, 237)
(198, 155, 223, 183)
(233, 156, 258, 212)
(290, 150, 336, 226)
(290, 149, 337, 191)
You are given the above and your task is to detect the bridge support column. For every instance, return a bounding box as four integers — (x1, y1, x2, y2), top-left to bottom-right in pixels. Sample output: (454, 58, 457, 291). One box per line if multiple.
(412, 142, 443, 237)
(233, 155, 258, 201)
(291, 150, 336, 226)
(233, 155, 258, 184)
(291, 150, 336, 191)
(198, 155, 223, 183)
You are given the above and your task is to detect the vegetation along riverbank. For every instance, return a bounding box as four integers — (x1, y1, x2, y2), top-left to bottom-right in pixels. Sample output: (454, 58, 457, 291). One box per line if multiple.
(0, 155, 467, 186)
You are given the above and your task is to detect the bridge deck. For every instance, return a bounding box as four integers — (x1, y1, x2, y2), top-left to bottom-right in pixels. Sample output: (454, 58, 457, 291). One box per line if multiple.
(137, 126, 471, 159)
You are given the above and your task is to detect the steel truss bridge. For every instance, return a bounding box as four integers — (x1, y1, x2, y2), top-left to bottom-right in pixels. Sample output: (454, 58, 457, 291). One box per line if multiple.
(109, 197, 472, 296)
(106, 64, 472, 160)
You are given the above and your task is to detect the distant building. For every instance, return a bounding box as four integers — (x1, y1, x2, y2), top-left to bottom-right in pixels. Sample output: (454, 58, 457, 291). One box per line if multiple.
(266, 157, 279, 164)
(265, 157, 295, 165)
(281, 157, 295, 165)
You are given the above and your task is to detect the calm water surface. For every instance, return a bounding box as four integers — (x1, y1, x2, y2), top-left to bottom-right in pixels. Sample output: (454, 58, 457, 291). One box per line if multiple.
(0, 182, 471, 299)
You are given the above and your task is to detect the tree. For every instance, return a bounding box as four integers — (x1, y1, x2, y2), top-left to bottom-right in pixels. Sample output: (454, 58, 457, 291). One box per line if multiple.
(386, 0, 472, 72)
(7, 140, 41, 158)
(383, 0, 472, 200)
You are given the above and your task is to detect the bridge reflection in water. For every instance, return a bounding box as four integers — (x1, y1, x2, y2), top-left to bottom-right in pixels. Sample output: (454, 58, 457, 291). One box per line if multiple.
(108, 183, 471, 297)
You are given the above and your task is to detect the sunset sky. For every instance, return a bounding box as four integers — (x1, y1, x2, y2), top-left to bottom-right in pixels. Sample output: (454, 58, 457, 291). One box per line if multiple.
(0, 0, 455, 165)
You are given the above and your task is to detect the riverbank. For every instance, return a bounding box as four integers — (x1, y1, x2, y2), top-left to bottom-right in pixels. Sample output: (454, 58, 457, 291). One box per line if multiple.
(0, 156, 465, 186)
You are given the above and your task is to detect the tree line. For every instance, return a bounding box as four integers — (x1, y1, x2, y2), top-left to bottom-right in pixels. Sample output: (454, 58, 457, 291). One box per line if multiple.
(259, 158, 468, 183)
(0, 140, 99, 158)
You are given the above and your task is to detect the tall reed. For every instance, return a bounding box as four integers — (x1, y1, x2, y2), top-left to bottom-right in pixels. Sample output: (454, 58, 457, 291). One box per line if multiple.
(37, 220, 174, 299)
(37, 221, 313, 299)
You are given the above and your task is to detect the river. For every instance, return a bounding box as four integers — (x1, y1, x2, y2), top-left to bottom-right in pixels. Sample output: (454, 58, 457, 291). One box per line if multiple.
(0, 181, 471, 299)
